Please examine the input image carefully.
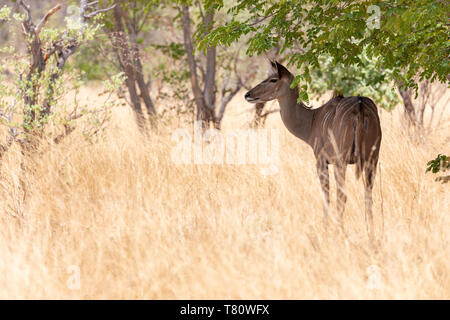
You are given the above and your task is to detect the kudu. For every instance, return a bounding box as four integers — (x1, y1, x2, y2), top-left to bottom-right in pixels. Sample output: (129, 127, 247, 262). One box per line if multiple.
(245, 61, 382, 241)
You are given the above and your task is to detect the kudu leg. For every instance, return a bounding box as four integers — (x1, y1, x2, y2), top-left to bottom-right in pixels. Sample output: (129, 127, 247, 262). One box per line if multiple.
(364, 165, 376, 243)
(334, 165, 347, 230)
(316, 160, 330, 228)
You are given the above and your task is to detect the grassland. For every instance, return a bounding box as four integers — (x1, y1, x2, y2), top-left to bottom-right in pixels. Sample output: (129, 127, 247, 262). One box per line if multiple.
(0, 86, 448, 299)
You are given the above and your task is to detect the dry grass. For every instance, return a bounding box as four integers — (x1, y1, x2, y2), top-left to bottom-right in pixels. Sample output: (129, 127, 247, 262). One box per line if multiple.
(0, 86, 448, 299)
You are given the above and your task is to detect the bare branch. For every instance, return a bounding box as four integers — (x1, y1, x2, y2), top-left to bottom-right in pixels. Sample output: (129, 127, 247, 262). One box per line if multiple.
(0, 98, 16, 123)
(18, 0, 33, 33)
(261, 109, 280, 117)
(68, 108, 105, 121)
(18, 0, 31, 22)
(53, 124, 75, 144)
(0, 97, 23, 158)
(216, 81, 242, 126)
(84, 4, 116, 19)
(35, 4, 62, 35)
(196, 0, 205, 21)
(87, 1, 99, 7)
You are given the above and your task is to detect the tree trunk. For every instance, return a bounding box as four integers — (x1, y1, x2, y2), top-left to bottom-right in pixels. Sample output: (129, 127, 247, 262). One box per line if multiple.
(135, 57, 156, 121)
(202, 10, 217, 126)
(121, 8, 156, 121)
(23, 29, 46, 127)
(113, 1, 148, 134)
(398, 86, 418, 126)
(181, 5, 209, 128)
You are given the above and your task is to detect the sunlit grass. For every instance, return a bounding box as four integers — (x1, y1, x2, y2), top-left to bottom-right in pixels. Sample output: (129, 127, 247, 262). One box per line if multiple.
(0, 87, 448, 299)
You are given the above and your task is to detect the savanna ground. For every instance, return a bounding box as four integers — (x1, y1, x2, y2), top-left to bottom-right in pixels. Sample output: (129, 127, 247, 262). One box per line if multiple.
(0, 84, 448, 299)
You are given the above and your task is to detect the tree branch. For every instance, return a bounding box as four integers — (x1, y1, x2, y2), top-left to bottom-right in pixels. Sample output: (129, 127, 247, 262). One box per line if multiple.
(0, 98, 23, 158)
(84, 4, 117, 19)
(18, 0, 31, 26)
(181, 5, 207, 122)
(35, 4, 62, 35)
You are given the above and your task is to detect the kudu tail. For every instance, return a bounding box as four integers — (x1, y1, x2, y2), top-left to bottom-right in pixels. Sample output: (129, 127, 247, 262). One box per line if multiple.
(354, 97, 366, 179)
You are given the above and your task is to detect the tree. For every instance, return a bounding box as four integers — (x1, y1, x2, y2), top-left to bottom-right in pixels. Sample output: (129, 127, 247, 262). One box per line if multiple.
(200, 0, 449, 171)
(76, 1, 250, 128)
(180, 1, 257, 129)
(200, 0, 449, 103)
(181, 3, 215, 128)
(106, 0, 157, 135)
(397, 78, 448, 129)
(0, 0, 119, 154)
(0, 0, 123, 207)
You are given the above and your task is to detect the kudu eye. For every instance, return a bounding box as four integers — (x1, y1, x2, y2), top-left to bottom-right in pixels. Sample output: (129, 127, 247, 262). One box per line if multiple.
(269, 79, 278, 83)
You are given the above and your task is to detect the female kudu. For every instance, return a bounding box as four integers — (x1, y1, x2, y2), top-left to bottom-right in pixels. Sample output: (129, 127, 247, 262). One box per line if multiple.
(245, 61, 382, 241)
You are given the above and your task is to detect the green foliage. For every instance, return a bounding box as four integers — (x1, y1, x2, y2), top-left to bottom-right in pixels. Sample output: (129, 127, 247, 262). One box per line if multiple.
(102, 0, 161, 32)
(152, 42, 186, 60)
(72, 39, 115, 80)
(426, 154, 449, 184)
(156, 63, 194, 119)
(201, 0, 449, 101)
(0, 5, 11, 21)
(309, 52, 399, 110)
(0, 3, 123, 144)
(149, 46, 195, 121)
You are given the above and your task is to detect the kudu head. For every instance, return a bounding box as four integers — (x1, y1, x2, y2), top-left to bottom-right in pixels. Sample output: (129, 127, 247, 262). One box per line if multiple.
(245, 60, 293, 103)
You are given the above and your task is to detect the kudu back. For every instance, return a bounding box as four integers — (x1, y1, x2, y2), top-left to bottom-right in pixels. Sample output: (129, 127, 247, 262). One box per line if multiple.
(245, 61, 382, 241)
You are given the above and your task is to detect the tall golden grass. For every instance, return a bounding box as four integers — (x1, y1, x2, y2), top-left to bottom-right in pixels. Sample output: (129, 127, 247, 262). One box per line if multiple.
(0, 86, 448, 299)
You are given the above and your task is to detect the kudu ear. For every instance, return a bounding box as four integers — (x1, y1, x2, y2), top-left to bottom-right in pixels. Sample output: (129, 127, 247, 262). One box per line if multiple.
(275, 61, 290, 78)
(268, 59, 279, 76)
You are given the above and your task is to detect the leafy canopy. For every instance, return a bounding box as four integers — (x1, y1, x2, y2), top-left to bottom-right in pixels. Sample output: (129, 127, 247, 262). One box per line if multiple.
(199, 0, 449, 101)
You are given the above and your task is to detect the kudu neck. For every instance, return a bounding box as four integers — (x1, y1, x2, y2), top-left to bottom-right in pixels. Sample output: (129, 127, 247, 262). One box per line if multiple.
(277, 80, 314, 143)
